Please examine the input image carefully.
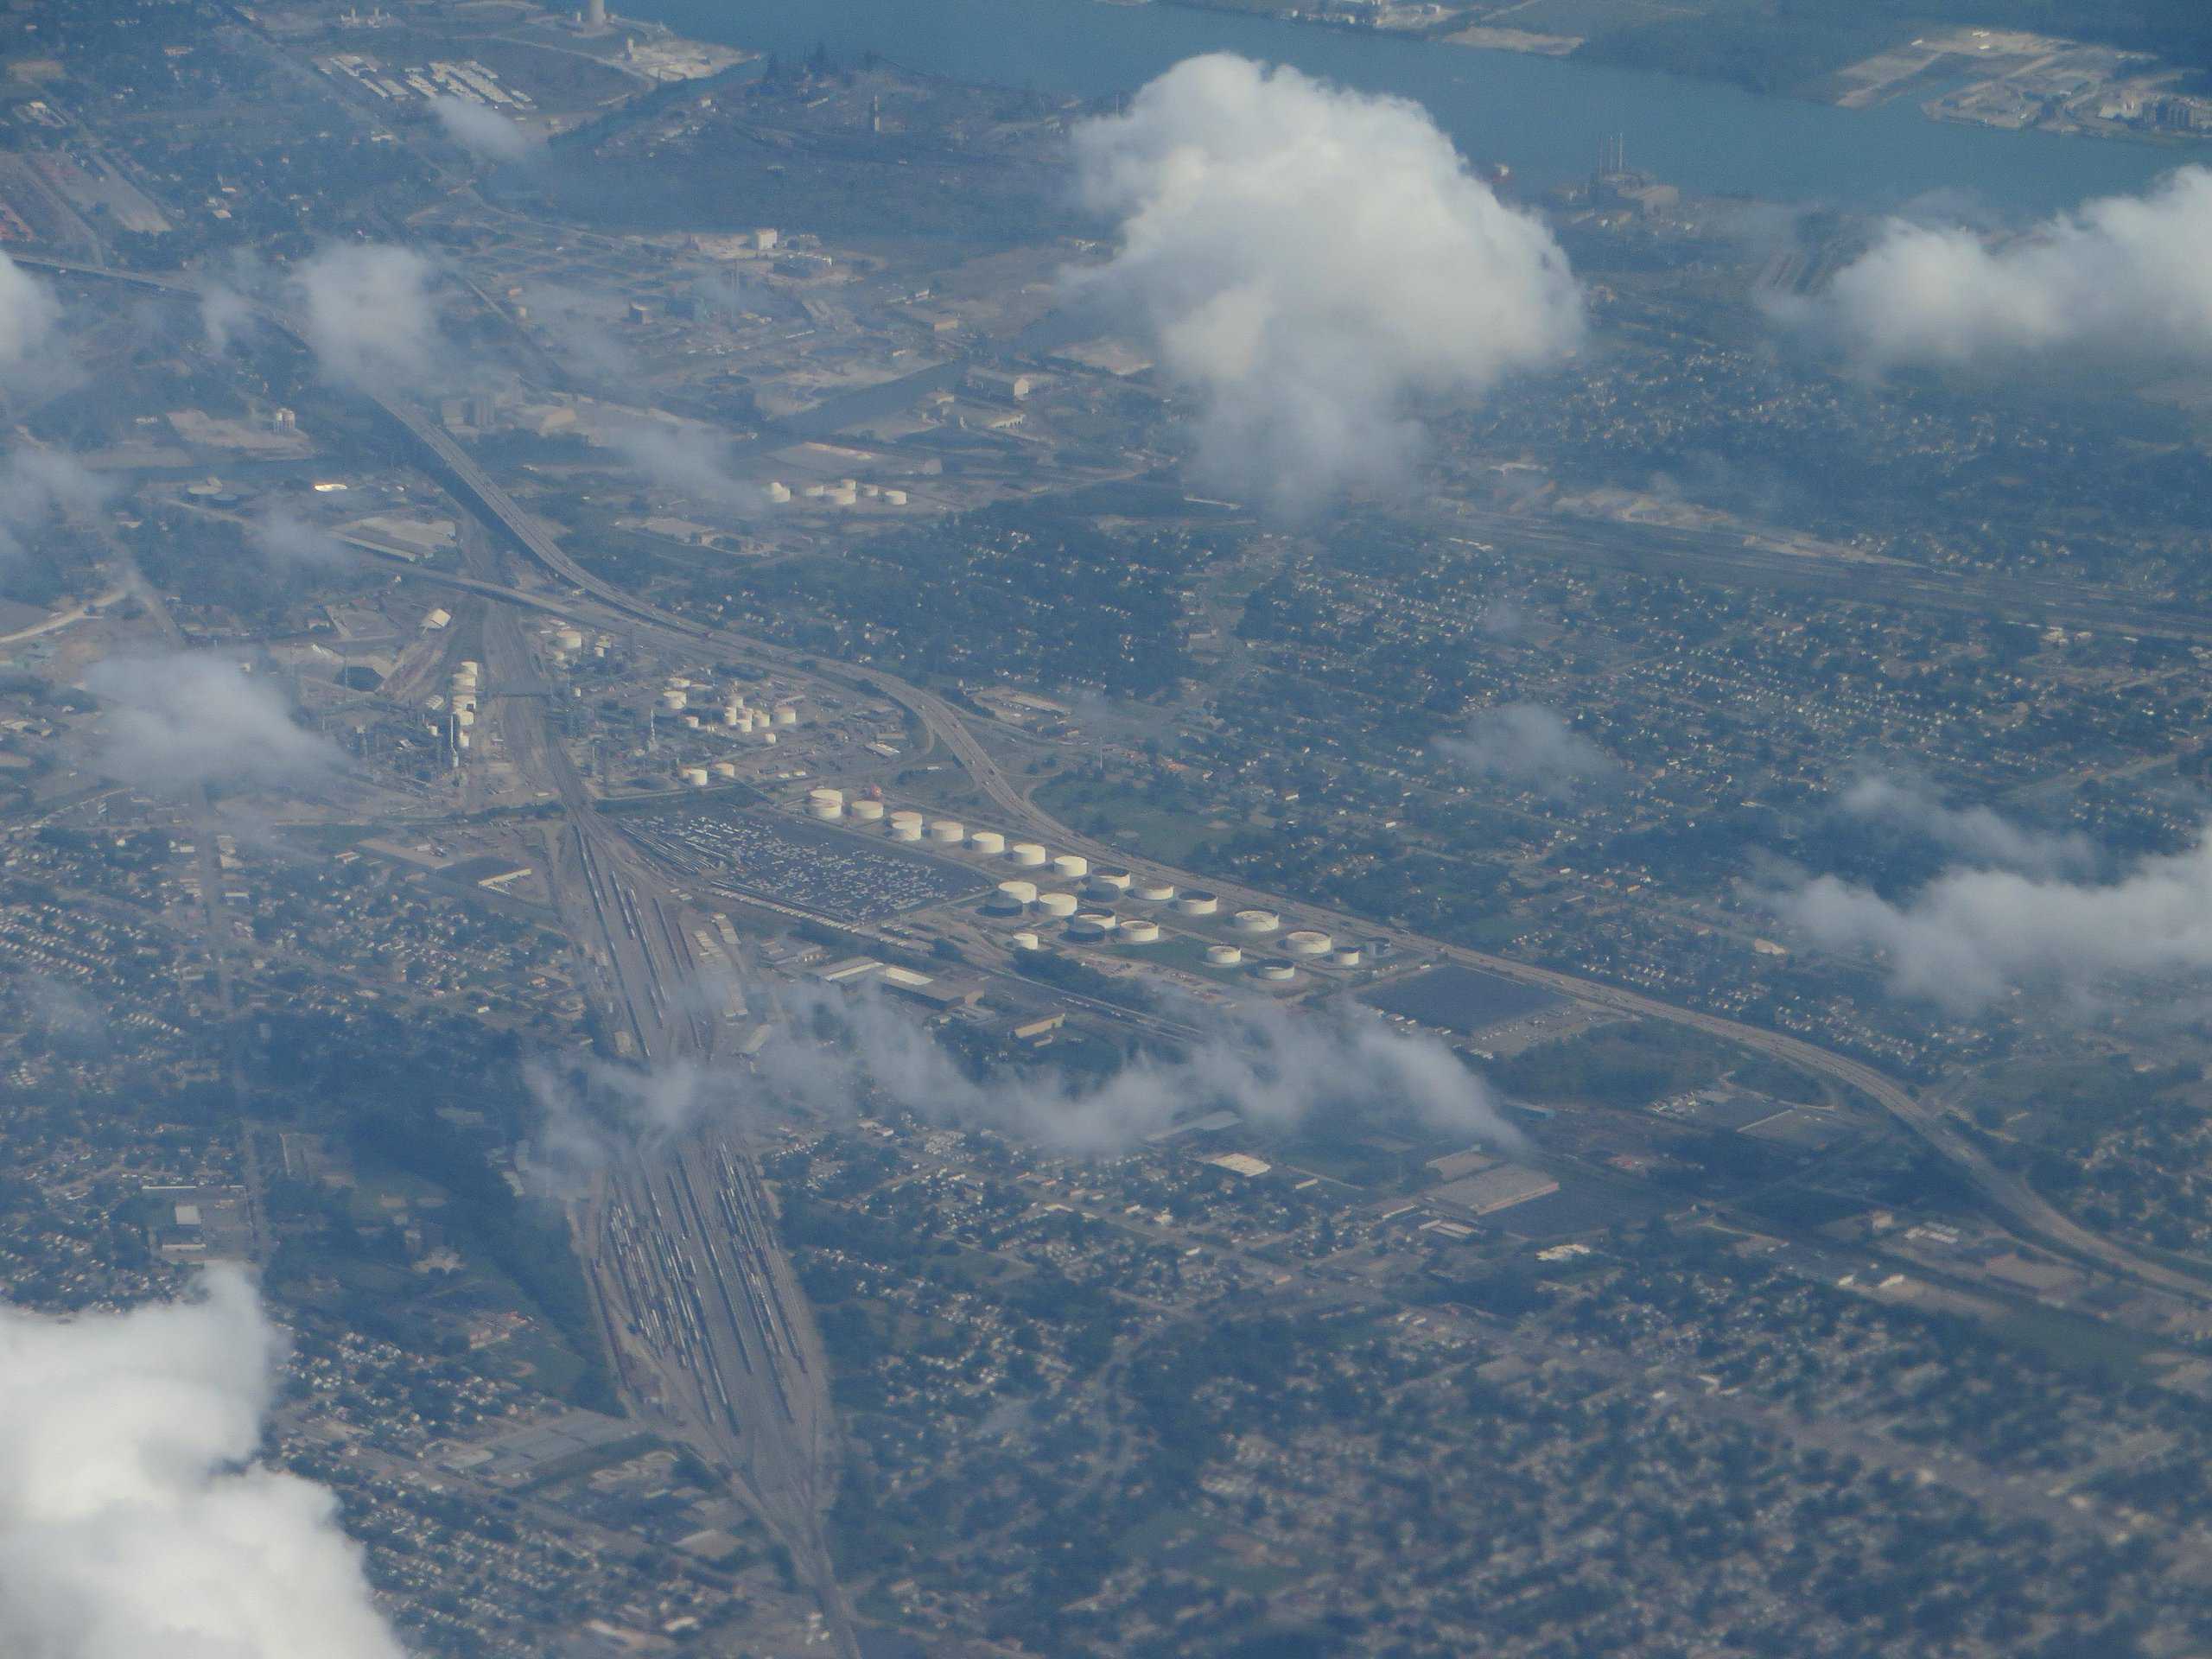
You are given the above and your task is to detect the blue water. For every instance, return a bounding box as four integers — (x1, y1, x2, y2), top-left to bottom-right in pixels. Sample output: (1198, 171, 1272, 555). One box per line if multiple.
(620, 0, 2196, 216)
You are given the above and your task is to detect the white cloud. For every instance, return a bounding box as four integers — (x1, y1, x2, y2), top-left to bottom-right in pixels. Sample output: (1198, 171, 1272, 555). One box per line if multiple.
(291, 243, 442, 391)
(429, 94, 537, 164)
(249, 505, 352, 569)
(1067, 54, 1583, 512)
(0, 1267, 407, 1659)
(0, 251, 61, 392)
(1838, 772, 2094, 879)
(0, 449, 106, 561)
(1782, 165, 2212, 372)
(599, 413, 753, 512)
(1438, 703, 1616, 799)
(84, 651, 339, 795)
(759, 985, 1518, 1155)
(1770, 824, 2212, 1013)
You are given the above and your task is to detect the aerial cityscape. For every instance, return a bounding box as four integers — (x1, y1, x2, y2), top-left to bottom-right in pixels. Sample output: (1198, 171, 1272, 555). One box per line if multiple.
(10, 1, 2212, 1656)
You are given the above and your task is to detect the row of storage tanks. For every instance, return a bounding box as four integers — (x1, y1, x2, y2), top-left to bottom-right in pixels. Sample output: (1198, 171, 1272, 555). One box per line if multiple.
(801, 788, 1363, 967)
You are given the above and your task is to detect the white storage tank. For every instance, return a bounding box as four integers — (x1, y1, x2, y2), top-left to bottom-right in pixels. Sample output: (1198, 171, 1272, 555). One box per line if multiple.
(1010, 931, 1040, 951)
(988, 880, 1038, 912)
(758, 730, 779, 746)
(969, 830, 1007, 856)
(1088, 868, 1133, 896)
(1051, 853, 1089, 880)
(1232, 908, 1281, 935)
(1175, 890, 1219, 917)
(808, 786, 846, 810)
(661, 689, 688, 713)
(1068, 911, 1118, 939)
(1283, 929, 1333, 957)
(723, 704, 744, 727)
(1132, 880, 1177, 903)
(683, 715, 701, 729)
(1205, 944, 1243, 967)
(1255, 960, 1298, 982)
(884, 489, 908, 505)
(809, 799, 844, 821)
(712, 760, 740, 780)
(681, 765, 710, 788)
(1332, 946, 1363, 967)
(888, 810, 925, 831)
(1007, 842, 1048, 868)
(927, 819, 965, 843)
(1036, 892, 1078, 918)
(888, 817, 923, 842)
(554, 626, 585, 652)
(849, 799, 886, 823)
(772, 704, 798, 728)
(1120, 918, 1160, 944)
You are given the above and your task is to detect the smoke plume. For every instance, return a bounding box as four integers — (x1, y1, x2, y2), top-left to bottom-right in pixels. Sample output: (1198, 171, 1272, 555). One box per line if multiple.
(0, 1267, 406, 1659)
(84, 651, 338, 794)
(1782, 166, 2212, 372)
(1438, 704, 1617, 799)
(600, 414, 752, 512)
(1067, 54, 1583, 512)
(1767, 823, 2212, 1013)
(429, 95, 537, 164)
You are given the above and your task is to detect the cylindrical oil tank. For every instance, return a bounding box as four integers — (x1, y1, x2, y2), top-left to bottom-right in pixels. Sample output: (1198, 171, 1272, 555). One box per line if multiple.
(1232, 908, 1281, 935)
(1332, 946, 1363, 967)
(1010, 931, 1040, 951)
(809, 799, 843, 821)
(1205, 944, 1243, 967)
(888, 810, 924, 831)
(888, 817, 923, 842)
(660, 689, 688, 713)
(668, 677, 692, 690)
(1133, 880, 1177, 903)
(758, 730, 778, 746)
(682, 715, 701, 729)
(1090, 868, 1133, 894)
(969, 830, 1007, 856)
(849, 799, 886, 823)
(1068, 911, 1118, 940)
(988, 880, 1037, 912)
(884, 489, 909, 505)
(554, 626, 585, 652)
(1255, 960, 1298, 982)
(1036, 892, 1078, 918)
(808, 786, 845, 807)
(1175, 890, 1219, 917)
(723, 704, 743, 727)
(1051, 854, 1089, 880)
(807, 786, 844, 814)
(1007, 842, 1047, 868)
(681, 765, 709, 787)
(712, 760, 740, 780)
(927, 819, 964, 843)
(1120, 918, 1160, 944)
(1283, 929, 1333, 957)
(772, 704, 798, 727)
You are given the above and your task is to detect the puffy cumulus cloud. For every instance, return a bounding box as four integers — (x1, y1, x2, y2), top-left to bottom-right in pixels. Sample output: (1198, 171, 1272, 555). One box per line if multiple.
(1067, 54, 1583, 512)
(1783, 166, 2212, 372)
(760, 985, 1518, 1155)
(0, 449, 106, 561)
(429, 94, 537, 164)
(83, 651, 338, 795)
(0, 251, 61, 391)
(292, 243, 442, 390)
(1437, 703, 1616, 799)
(0, 1266, 406, 1659)
(1839, 772, 2094, 880)
(527, 1056, 729, 1188)
(1768, 826, 2212, 1013)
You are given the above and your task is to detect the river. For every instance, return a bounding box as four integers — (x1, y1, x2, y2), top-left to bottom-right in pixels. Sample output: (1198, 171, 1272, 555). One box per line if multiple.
(616, 0, 2198, 216)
